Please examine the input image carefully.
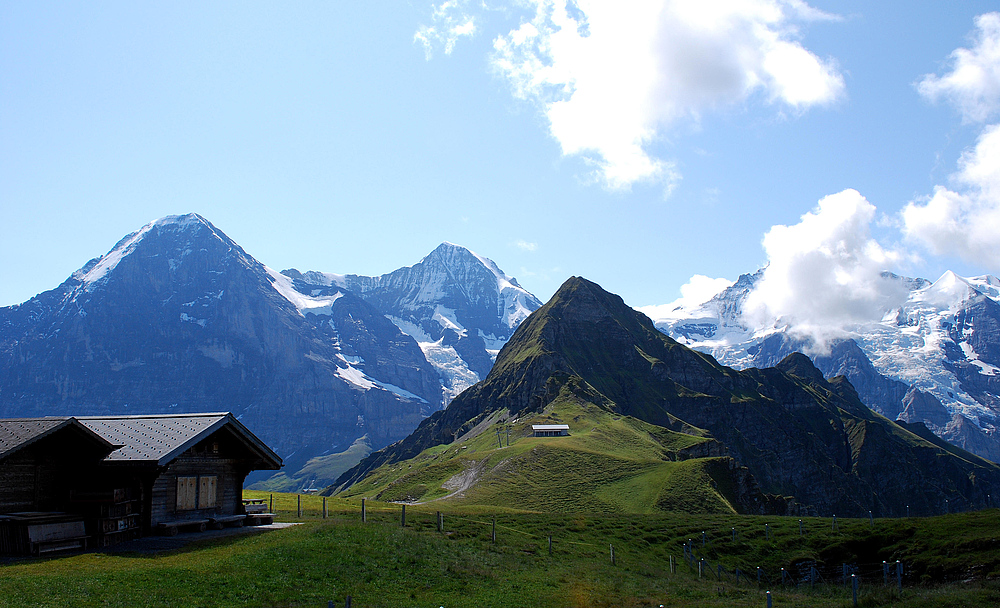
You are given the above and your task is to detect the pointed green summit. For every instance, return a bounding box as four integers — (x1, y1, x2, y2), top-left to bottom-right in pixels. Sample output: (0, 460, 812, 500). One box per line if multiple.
(332, 277, 1000, 516)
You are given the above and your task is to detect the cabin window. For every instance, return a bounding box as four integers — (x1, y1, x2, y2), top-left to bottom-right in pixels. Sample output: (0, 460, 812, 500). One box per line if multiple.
(176, 476, 197, 510)
(177, 475, 218, 510)
(199, 475, 218, 508)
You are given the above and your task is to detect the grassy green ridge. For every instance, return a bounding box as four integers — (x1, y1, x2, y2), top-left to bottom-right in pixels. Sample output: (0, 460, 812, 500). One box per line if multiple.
(334, 391, 737, 514)
(2, 492, 998, 608)
(250, 436, 372, 492)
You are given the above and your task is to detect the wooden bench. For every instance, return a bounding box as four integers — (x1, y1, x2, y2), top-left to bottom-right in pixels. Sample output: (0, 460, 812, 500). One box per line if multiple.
(208, 515, 246, 530)
(27, 521, 88, 555)
(156, 519, 210, 536)
(244, 513, 275, 526)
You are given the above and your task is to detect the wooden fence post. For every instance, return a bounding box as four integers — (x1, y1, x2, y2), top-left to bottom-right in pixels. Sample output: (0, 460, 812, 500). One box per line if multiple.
(361, 498, 366, 523)
(852, 573, 858, 606)
(491, 516, 496, 543)
(610, 544, 615, 566)
(401, 504, 406, 527)
(297, 494, 302, 518)
(799, 519, 803, 537)
(323, 496, 328, 519)
(269, 493, 273, 513)
(436, 511, 442, 533)
(548, 535, 552, 556)
(896, 560, 902, 592)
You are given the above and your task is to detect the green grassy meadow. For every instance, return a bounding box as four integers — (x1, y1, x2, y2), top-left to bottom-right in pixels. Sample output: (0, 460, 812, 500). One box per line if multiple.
(335, 397, 741, 515)
(1, 493, 998, 607)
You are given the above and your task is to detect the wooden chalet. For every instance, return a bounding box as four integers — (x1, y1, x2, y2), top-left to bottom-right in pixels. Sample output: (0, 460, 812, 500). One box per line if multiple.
(0, 413, 281, 554)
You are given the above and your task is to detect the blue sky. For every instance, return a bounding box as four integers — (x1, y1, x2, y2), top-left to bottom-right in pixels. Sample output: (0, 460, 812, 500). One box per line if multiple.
(3, 1, 1000, 313)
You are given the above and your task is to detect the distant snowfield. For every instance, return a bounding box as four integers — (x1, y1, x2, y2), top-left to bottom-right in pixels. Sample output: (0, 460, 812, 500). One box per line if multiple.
(642, 270, 1000, 430)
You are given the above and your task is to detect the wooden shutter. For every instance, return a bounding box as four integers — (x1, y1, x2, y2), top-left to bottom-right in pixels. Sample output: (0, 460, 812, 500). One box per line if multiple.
(198, 476, 218, 509)
(176, 477, 197, 511)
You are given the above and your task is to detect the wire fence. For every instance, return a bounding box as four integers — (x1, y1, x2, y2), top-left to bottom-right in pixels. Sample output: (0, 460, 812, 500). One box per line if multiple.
(248, 493, 923, 606)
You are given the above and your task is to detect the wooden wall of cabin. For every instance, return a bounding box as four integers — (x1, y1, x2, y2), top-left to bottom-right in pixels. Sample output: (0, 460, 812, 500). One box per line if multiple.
(0, 434, 108, 514)
(148, 433, 252, 526)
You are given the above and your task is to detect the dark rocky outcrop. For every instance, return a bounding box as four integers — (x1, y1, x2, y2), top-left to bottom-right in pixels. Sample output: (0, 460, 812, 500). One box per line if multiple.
(750, 334, 910, 420)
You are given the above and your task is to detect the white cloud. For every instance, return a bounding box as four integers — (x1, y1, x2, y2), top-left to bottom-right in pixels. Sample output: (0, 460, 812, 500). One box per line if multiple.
(415, 0, 478, 60)
(489, 0, 844, 189)
(917, 12, 1000, 124)
(744, 189, 909, 350)
(515, 239, 538, 251)
(902, 123, 1000, 268)
(638, 274, 733, 319)
(904, 15, 1000, 270)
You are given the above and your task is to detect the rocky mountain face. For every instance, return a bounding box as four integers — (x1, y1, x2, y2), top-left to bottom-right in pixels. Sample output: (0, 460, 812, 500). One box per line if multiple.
(283, 242, 542, 402)
(0, 214, 444, 482)
(643, 270, 1000, 463)
(338, 277, 1000, 516)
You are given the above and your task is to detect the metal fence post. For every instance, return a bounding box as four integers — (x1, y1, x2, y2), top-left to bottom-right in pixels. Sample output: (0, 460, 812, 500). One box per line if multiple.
(852, 573, 858, 606)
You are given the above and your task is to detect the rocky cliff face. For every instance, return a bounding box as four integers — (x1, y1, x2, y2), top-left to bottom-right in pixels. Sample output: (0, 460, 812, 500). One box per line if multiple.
(0, 214, 441, 478)
(340, 277, 1000, 516)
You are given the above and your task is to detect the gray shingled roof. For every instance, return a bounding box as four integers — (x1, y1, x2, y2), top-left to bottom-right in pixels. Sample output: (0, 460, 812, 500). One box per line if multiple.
(0, 418, 116, 461)
(0, 413, 281, 469)
(78, 413, 231, 465)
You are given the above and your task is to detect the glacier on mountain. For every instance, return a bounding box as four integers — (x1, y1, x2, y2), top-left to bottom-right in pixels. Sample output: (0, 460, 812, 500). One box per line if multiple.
(641, 268, 1000, 461)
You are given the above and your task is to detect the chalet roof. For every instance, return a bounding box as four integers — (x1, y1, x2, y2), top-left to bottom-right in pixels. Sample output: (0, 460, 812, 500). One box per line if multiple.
(0, 418, 118, 461)
(76, 413, 281, 469)
(531, 424, 570, 431)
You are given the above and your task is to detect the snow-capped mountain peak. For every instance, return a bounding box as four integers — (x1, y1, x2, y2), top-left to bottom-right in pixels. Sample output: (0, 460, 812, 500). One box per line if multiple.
(647, 266, 1000, 463)
(286, 242, 543, 403)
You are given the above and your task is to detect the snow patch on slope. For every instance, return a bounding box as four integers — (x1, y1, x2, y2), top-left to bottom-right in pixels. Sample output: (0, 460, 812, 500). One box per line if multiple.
(386, 315, 480, 402)
(266, 267, 343, 316)
(336, 362, 429, 403)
